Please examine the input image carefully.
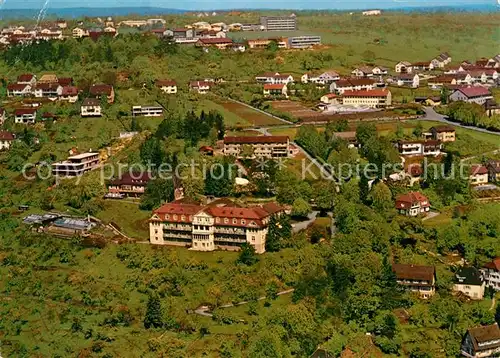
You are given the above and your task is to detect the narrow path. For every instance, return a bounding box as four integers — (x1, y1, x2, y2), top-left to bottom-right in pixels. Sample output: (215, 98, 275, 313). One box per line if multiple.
(460, 149, 500, 163)
(490, 296, 496, 311)
(422, 107, 500, 136)
(192, 288, 295, 317)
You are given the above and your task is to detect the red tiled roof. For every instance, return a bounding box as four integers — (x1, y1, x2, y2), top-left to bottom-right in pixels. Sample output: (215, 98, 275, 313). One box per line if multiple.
(484, 258, 500, 271)
(90, 84, 113, 96)
(264, 83, 286, 90)
(7, 83, 30, 91)
(190, 81, 212, 88)
(470, 165, 488, 176)
(152, 203, 203, 222)
(392, 263, 435, 281)
(0, 131, 15, 141)
(395, 191, 430, 209)
(455, 86, 491, 98)
(342, 89, 389, 97)
(110, 172, 153, 186)
(324, 93, 337, 98)
(58, 77, 73, 86)
(61, 86, 78, 96)
(15, 108, 36, 115)
(17, 73, 34, 82)
(35, 82, 61, 90)
(224, 135, 289, 144)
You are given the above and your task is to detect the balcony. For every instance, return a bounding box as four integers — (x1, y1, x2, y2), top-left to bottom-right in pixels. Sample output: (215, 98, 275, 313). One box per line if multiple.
(214, 235, 247, 243)
(164, 232, 191, 240)
(164, 223, 192, 231)
(215, 227, 245, 235)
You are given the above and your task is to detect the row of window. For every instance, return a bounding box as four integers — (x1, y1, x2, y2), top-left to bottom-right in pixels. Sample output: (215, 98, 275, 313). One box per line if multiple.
(164, 213, 257, 226)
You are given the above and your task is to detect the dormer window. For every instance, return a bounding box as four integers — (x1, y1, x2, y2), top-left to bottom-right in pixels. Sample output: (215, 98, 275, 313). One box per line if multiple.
(241, 219, 246, 225)
(224, 218, 229, 224)
(181, 215, 185, 221)
(233, 218, 237, 224)
(173, 215, 177, 220)
(165, 214, 169, 220)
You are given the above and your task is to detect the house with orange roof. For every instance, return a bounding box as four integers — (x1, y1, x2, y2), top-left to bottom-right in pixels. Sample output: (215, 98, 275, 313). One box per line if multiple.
(263, 83, 288, 97)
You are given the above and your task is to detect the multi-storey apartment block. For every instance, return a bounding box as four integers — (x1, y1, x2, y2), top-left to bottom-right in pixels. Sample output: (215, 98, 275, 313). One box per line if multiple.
(260, 14, 297, 31)
(223, 136, 290, 159)
(132, 106, 164, 117)
(481, 258, 500, 291)
(52, 152, 100, 177)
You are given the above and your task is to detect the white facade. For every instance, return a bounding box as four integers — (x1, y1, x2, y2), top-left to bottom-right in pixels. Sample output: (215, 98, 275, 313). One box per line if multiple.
(132, 106, 163, 117)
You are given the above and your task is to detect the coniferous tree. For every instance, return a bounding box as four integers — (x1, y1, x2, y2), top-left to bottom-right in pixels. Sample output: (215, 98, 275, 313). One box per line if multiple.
(144, 293, 163, 329)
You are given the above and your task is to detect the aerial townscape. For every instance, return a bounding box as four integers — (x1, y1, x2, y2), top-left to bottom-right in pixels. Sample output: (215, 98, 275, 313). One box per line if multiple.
(1, 3, 500, 357)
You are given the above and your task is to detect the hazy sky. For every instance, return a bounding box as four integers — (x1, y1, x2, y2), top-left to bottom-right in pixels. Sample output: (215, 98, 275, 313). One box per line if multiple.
(0, 0, 494, 10)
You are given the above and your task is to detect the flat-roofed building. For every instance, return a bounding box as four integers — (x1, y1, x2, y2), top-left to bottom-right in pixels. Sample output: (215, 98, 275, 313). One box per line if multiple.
(52, 152, 100, 177)
(260, 14, 297, 31)
(223, 135, 290, 159)
(132, 106, 164, 117)
(288, 35, 321, 49)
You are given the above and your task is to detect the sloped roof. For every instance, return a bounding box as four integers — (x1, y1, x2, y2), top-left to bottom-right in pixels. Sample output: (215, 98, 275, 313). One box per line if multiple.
(342, 89, 389, 97)
(430, 125, 455, 133)
(17, 73, 35, 82)
(15, 108, 36, 115)
(470, 165, 488, 176)
(455, 267, 483, 286)
(484, 257, 500, 271)
(395, 191, 430, 209)
(454, 86, 491, 98)
(392, 263, 435, 281)
(264, 83, 286, 90)
(90, 84, 113, 96)
(466, 324, 500, 352)
(0, 131, 15, 141)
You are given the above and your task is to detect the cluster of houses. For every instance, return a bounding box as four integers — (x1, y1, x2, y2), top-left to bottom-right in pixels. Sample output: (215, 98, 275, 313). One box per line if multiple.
(7, 74, 78, 102)
(0, 21, 67, 45)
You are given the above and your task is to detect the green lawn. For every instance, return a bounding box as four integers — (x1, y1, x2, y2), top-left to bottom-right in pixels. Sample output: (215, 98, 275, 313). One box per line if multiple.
(95, 201, 151, 239)
(198, 99, 252, 128)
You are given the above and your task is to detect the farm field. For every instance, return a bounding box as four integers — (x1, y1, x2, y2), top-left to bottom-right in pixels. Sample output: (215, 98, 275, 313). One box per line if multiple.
(213, 98, 285, 127)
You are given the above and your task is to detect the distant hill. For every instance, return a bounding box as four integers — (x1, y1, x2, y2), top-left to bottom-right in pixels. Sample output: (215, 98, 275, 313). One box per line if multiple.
(0, 7, 186, 20)
(0, 4, 497, 20)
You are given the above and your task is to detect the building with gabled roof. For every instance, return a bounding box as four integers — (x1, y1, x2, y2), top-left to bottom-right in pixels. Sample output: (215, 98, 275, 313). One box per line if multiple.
(0, 130, 15, 150)
(454, 267, 485, 300)
(14, 108, 37, 124)
(263, 83, 288, 97)
(392, 263, 435, 298)
(461, 323, 500, 358)
(449, 86, 493, 105)
(395, 191, 430, 216)
(89, 84, 115, 103)
(17, 73, 37, 86)
(469, 165, 489, 185)
(149, 200, 284, 253)
(155, 79, 177, 94)
(341, 88, 391, 108)
(107, 171, 153, 198)
(7, 83, 32, 97)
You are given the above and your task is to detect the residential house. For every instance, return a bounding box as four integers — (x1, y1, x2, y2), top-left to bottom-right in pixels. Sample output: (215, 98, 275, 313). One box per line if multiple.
(362, 10, 382, 15)
(196, 37, 233, 50)
(189, 81, 213, 94)
(341, 89, 391, 108)
(131, 106, 164, 117)
(429, 125, 456, 142)
(428, 74, 472, 89)
(14, 108, 37, 124)
(330, 78, 376, 94)
(469, 165, 489, 185)
(397, 140, 442, 157)
(412, 61, 432, 71)
(149, 200, 284, 253)
(52, 152, 100, 177)
(107, 172, 152, 198)
(392, 263, 435, 298)
(89, 84, 115, 103)
(432, 52, 452, 68)
(460, 323, 500, 358)
(454, 267, 485, 300)
(7, 83, 32, 97)
(445, 65, 467, 74)
(395, 61, 413, 73)
(81, 98, 102, 117)
(449, 87, 493, 105)
(372, 66, 389, 75)
(255, 72, 294, 84)
(155, 80, 178, 94)
(351, 66, 374, 78)
(17, 73, 37, 86)
(484, 99, 500, 117)
(72, 27, 89, 38)
(223, 136, 290, 159)
(58, 77, 73, 87)
(395, 192, 431, 217)
(34, 82, 62, 99)
(60, 86, 79, 103)
(486, 55, 500, 68)
(0, 131, 15, 150)
(320, 93, 338, 105)
(481, 257, 500, 290)
(263, 83, 288, 97)
(302, 70, 340, 85)
(395, 74, 420, 88)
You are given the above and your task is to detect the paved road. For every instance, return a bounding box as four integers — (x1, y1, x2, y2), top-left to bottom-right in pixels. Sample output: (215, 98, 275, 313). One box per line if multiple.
(422, 107, 500, 136)
(292, 210, 319, 233)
